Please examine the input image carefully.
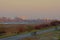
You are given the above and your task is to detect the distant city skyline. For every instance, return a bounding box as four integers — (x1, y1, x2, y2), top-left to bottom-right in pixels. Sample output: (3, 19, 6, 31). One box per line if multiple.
(0, 0, 60, 19)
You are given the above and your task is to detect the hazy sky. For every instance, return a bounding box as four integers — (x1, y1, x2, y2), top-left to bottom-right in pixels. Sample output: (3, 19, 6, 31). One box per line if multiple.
(0, 0, 60, 19)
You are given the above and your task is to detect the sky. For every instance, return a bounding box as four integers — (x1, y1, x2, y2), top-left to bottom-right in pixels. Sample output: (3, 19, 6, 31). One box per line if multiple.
(0, 0, 60, 19)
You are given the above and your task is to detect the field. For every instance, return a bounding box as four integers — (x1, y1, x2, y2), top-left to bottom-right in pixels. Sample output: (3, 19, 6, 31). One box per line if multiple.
(0, 23, 60, 39)
(21, 30, 60, 40)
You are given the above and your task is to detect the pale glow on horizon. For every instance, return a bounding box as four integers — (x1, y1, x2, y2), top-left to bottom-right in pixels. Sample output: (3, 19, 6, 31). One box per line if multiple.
(19, 16, 27, 20)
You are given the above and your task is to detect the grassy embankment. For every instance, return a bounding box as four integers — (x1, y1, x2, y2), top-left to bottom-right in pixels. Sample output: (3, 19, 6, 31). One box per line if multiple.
(0, 24, 60, 38)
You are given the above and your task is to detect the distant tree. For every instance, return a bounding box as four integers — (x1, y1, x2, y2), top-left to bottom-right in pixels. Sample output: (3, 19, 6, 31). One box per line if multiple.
(50, 20, 60, 30)
(50, 20, 60, 26)
(34, 24, 49, 30)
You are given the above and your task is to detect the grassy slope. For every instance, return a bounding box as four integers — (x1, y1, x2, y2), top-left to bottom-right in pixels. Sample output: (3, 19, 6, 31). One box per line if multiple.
(0, 25, 60, 38)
